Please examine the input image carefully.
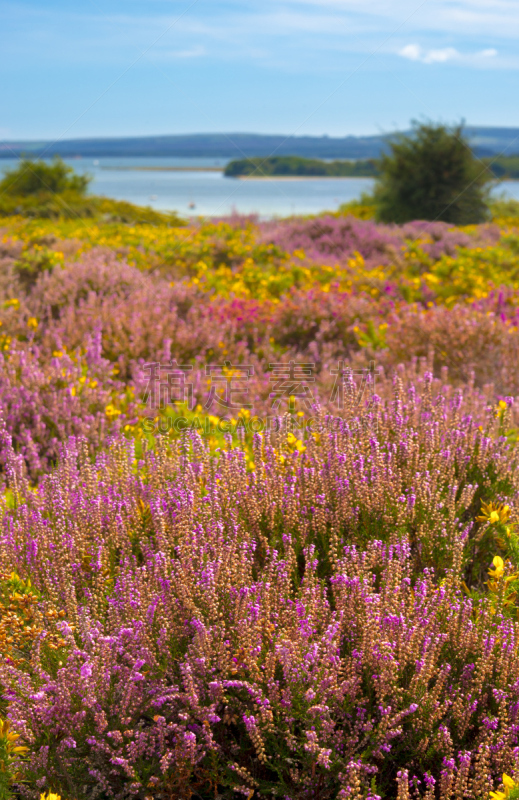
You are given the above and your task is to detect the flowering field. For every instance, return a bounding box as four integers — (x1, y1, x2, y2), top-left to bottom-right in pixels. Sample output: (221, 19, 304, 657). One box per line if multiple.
(2, 205, 519, 799)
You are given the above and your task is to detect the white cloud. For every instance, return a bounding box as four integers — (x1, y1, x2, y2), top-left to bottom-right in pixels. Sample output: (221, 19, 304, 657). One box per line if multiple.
(266, 0, 519, 40)
(0, 0, 514, 74)
(399, 44, 459, 63)
(398, 43, 498, 64)
(398, 44, 421, 61)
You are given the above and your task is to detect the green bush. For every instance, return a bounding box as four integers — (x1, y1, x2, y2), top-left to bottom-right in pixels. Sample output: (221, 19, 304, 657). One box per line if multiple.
(0, 157, 185, 225)
(0, 156, 90, 197)
(373, 121, 493, 224)
(490, 196, 519, 221)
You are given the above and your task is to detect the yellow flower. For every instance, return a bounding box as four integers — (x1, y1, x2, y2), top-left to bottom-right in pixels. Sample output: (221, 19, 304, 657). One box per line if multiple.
(105, 404, 122, 418)
(27, 317, 38, 329)
(489, 556, 505, 580)
(477, 501, 511, 525)
(53, 350, 63, 358)
(4, 298, 20, 309)
(490, 774, 519, 800)
(487, 556, 518, 588)
(0, 717, 28, 755)
(496, 400, 509, 418)
(40, 794, 62, 800)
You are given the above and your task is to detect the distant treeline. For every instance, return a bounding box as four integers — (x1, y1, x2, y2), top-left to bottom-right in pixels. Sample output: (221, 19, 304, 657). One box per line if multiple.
(224, 156, 379, 177)
(488, 155, 519, 179)
(225, 154, 519, 179)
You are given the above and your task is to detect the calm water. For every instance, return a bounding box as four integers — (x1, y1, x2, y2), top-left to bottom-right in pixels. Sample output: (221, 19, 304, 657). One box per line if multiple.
(1, 156, 519, 218)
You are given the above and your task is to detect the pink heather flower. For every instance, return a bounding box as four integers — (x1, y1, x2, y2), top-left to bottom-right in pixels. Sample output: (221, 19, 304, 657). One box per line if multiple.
(80, 662, 93, 679)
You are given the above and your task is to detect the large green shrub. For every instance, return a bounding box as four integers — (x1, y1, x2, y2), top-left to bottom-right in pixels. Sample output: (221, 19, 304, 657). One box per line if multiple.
(0, 156, 90, 197)
(373, 122, 492, 224)
(0, 157, 184, 224)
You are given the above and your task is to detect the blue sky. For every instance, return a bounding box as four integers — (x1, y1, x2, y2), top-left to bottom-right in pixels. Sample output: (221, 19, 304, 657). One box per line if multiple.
(1, 0, 519, 140)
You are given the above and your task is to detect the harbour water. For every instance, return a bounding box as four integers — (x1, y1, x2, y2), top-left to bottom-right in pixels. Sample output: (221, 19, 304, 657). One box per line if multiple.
(1, 156, 518, 218)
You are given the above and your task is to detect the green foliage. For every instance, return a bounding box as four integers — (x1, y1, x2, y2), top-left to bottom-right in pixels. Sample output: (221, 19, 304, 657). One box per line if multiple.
(486, 154, 519, 179)
(225, 155, 378, 178)
(373, 122, 493, 224)
(338, 191, 377, 219)
(0, 156, 90, 197)
(90, 196, 185, 226)
(0, 718, 28, 800)
(0, 157, 185, 225)
(490, 196, 519, 221)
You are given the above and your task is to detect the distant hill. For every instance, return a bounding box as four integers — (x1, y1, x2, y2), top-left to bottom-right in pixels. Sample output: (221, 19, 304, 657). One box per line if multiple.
(1, 127, 519, 160)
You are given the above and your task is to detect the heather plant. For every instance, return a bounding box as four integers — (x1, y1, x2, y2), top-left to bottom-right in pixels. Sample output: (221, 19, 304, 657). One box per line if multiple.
(382, 303, 519, 395)
(260, 214, 405, 267)
(259, 213, 499, 271)
(4, 243, 519, 480)
(0, 333, 140, 478)
(1, 378, 519, 798)
(2, 206, 519, 797)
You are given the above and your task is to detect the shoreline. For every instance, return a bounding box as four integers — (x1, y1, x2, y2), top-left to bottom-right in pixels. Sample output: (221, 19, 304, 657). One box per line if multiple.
(100, 166, 224, 172)
(233, 175, 373, 181)
(98, 167, 374, 179)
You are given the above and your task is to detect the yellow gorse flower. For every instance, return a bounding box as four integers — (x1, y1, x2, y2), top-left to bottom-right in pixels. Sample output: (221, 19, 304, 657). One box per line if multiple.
(489, 556, 505, 580)
(105, 404, 122, 418)
(0, 717, 28, 755)
(487, 557, 519, 600)
(490, 773, 519, 800)
(477, 501, 511, 525)
(3, 298, 20, 309)
(286, 432, 306, 453)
